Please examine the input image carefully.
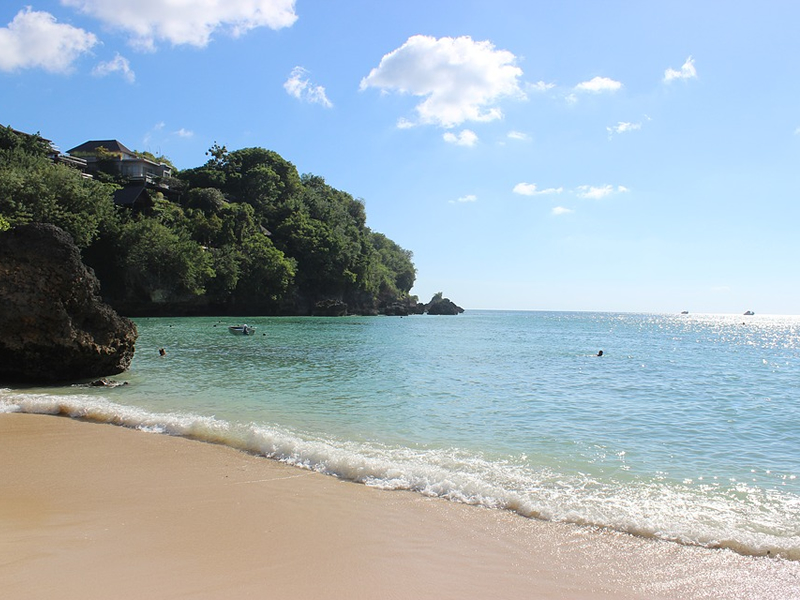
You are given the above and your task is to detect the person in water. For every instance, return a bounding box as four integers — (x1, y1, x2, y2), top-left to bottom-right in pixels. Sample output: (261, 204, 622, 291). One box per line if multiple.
(596, 350, 604, 357)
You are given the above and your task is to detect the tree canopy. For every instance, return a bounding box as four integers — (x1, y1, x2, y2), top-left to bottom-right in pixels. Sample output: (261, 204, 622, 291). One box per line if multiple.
(0, 126, 418, 316)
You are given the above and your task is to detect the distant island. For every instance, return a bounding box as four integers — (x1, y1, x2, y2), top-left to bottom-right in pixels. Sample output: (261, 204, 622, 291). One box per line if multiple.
(0, 126, 460, 317)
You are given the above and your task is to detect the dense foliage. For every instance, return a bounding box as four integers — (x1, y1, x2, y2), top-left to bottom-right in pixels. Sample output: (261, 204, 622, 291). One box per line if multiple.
(0, 127, 417, 315)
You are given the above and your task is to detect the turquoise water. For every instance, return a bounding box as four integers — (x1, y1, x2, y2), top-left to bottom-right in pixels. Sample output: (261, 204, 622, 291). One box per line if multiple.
(3, 311, 799, 558)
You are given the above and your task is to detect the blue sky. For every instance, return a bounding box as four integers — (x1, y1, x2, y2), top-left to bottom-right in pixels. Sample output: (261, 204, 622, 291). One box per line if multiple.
(2, 1, 799, 314)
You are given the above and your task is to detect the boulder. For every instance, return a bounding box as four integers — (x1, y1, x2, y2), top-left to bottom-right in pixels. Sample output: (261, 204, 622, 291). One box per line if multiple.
(425, 294, 464, 315)
(0, 223, 138, 383)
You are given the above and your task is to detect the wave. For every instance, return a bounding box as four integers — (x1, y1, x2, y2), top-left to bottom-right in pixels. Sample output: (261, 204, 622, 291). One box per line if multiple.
(2, 389, 798, 560)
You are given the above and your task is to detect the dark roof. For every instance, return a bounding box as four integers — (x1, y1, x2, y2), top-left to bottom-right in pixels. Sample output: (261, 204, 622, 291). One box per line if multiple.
(113, 184, 149, 207)
(67, 139, 135, 156)
(8, 127, 52, 145)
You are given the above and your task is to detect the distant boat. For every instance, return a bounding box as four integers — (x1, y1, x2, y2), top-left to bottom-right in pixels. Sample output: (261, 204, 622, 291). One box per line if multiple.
(680, 310, 689, 315)
(743, 311, 755, 316)
(228, 324, 256, 335)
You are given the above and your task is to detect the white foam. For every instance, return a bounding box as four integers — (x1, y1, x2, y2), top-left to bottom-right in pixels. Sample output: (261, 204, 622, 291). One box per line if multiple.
(2, 390, 798, 560)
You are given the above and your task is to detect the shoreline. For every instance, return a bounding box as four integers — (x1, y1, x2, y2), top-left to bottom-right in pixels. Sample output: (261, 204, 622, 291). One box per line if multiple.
(2, 413, 798, 599)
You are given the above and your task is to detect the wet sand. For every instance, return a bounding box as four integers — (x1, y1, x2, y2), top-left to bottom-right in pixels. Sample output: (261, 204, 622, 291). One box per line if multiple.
(1, 413, 797, 599)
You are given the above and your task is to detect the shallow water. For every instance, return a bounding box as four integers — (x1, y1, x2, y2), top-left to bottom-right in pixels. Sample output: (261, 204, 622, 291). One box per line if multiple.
(3, 311, 799, 558)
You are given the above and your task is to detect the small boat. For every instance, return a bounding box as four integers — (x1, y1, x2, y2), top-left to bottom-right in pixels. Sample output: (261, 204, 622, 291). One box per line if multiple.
(680, 310, 689, 315)
(228, 324, 256, 335)
(743, 310, 755, 316)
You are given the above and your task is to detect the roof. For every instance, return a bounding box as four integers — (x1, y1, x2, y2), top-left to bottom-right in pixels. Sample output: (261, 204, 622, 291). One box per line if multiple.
(67, 139, 136, 157)
(113, 184, 149, 207)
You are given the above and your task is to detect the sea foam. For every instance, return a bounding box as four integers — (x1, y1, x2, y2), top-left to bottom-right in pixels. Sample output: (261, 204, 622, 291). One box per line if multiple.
(2, 389, 798, 561)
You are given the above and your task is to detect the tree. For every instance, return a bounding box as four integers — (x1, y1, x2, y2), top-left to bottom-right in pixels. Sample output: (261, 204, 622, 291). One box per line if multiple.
(118, 219, 213, 302)
(0, 126, 51, 156)
(185, 187, 227, 213)
(369, 231, 416, 296)
(0, 143, 118, 248)
(235, 234, 296, 309)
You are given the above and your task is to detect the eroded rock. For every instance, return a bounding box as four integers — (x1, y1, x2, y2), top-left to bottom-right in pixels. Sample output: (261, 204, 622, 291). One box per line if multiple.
(0, 224, 137, 383)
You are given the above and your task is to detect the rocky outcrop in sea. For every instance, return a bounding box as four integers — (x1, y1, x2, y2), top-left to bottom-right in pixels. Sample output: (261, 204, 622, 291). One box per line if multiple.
(0, 223, 138, 383)
(425, 294, 465, 315)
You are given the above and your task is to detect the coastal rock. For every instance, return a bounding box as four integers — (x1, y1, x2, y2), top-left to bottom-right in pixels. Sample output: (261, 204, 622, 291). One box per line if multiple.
(313, 299, 348, 316)
(0, 223, 138, 383)
(382, 300, 426, 316)
(425, 293, 465, 315)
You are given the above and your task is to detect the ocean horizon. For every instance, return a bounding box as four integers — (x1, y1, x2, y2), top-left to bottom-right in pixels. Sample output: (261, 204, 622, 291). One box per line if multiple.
(3, 310, 798, 560)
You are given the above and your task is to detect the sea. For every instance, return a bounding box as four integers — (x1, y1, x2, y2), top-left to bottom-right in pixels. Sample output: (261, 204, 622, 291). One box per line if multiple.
(2, 310, 799, 560)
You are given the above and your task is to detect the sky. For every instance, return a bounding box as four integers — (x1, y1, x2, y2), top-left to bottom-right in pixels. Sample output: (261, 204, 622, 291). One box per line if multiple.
(2, 0, 799, 314)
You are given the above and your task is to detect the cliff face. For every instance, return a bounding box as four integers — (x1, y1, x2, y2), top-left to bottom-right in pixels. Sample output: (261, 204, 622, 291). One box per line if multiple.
(0, 224, 138, 383)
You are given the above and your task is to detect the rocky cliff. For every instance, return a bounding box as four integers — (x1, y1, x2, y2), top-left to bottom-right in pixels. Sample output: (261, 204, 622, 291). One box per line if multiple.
(0, 224, 137, 383)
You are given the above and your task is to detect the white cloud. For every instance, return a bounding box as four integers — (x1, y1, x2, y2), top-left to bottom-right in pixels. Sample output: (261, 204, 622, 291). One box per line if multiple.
(507, 130, 529, 141)
(607, 121, 642, 137)
(0, 8, 97, 73)
(664, 56, 697, 82)
(443, 129, 478, 147)
(575, 76, 622, 93)
(450, 194, 477, 204)
(576, 184, 628, 199)
(360, 35, 525, 128)
(552, 206, 574, 216)
(92, 52, 135, 83)
(141, 122, 193, 151)
(528, 80, 556, 93)
(513, 182, 563, 196)
(284, 66, 333, 108)
(62, 0, 297, 50)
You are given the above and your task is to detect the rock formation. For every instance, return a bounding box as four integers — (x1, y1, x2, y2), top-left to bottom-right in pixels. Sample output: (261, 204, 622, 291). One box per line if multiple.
(0, 223, 137, 383)
(425, 293, 465, 315)
(313, 299, 348, 316)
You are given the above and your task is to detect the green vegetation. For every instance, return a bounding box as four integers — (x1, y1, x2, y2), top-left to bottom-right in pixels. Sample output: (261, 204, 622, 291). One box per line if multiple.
(0, 126, 418, 315)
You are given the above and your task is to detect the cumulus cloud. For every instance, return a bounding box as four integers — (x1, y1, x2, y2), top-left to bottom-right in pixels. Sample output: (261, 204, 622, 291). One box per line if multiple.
(61, 0, 297, 50)
(284, 66, 333, 108)
(360, 35, 525, 128)
(664, 56, 697, 82)
(450, 194, 477, 204)
(552, 206, 574, 216)
(575, 76, 623, 93)
(92, 52, 135, 82)
(513, 182, 563, 196)
(174, 128, 194, 138)
(443, 129, 478, 147)
(576, 184, 628, 199)
(0, 8, 97, 73)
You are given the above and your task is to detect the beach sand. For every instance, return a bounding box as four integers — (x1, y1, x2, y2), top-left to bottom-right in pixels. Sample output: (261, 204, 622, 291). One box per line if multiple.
(1, 413, 797, 600)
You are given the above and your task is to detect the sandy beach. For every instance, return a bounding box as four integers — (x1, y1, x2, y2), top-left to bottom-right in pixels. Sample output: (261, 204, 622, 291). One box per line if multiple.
(1, 413, 797, 600)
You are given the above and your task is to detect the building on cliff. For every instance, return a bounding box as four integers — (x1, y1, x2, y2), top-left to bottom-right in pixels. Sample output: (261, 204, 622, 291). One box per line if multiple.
(67, 139, 178, 209)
